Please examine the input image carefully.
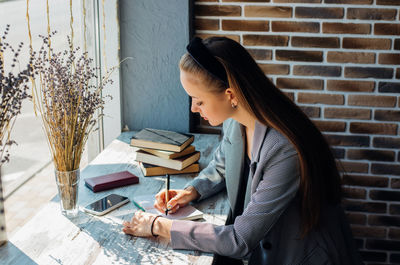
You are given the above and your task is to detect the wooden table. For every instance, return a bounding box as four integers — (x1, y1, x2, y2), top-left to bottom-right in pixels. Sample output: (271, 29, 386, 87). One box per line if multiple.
(0, 132, 230, 265)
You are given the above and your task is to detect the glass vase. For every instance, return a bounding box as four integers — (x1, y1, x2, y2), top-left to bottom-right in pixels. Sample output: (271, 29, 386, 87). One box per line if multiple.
(55, 168, 80, 217)
(0, 171, 6, 246)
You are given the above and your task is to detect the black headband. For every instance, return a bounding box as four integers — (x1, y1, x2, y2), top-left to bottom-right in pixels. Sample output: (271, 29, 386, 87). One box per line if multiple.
(186, 37, 228, 86)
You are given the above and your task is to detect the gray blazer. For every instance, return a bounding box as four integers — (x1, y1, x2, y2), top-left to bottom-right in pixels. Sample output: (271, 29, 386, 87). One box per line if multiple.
(170, 118, 362, 265)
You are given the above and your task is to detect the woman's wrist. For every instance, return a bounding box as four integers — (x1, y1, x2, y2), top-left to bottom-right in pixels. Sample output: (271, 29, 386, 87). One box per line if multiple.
(184, 185, 200, 201)
(153, 216, 173, 239)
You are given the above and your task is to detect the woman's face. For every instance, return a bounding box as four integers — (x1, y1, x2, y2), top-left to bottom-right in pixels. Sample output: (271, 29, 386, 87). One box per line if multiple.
(180, 70, 233, 127)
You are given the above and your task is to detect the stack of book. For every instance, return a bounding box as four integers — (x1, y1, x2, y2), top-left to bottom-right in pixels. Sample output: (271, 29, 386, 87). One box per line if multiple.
(131, 128, 200, 177)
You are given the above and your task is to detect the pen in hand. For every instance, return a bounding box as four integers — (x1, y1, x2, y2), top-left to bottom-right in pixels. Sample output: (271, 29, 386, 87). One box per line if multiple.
(165, 174, 170, 216)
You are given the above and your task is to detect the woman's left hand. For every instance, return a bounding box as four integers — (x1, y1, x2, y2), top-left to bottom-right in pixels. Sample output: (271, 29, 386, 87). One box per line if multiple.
(122, 211, 158, 237)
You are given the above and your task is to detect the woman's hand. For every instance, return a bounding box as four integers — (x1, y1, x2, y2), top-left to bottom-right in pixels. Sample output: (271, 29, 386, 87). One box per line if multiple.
(122, 211, 157, 237)
(154, 186, 200, 214)
(122, 211, 173, 239)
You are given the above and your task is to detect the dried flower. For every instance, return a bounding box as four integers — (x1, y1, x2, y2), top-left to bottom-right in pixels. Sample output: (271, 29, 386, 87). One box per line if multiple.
(32, 32, 113, 171)
(0, 25, 33, 165)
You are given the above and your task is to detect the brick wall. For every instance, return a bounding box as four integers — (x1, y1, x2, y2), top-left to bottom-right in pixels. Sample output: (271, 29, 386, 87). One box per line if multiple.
(193, 0, 400, 264)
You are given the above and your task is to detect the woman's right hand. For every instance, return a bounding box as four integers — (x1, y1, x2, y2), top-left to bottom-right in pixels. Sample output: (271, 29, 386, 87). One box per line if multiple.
(154, 186, 200, 214)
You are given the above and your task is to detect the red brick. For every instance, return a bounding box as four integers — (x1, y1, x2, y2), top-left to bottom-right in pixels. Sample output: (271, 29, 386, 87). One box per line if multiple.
(298, 92, 344, 105)
(347, 8, 397, 20)
(359, 251, 387, 263)
(294, 65, 341, 77)
(222, 0, 269, 2)
(372, 163, 400, 175)
(258, 63, 289, 75)
(326, 0, 372, 3)
(345, 67, 393, 78)
(222, 20, 269, 31)
(378, 53, 400, 64)
(244, 6, 292, 18)
(347, 149, 395, 161)
(195, 5, 241, 17)
(375, 110, 400, 122)
(276, 78, 323, 90)
(396, 68, 400, 79)
(348, 95, 397, 107)
(395, 39, 400, 50)
(366, 239, 400, 252)
(350, 122, 398, 135)
(195, 19, 219, 30)
(274, 0, 321, 2)
(381, 79, 400, 90)
(346, 212, 367, 225)
(344, 200, 386, 213)
(299, 106, 320, 118)
(247, 49, 272, 60)
(276, 50, 323, 62)
(243, 34, 288, 46)
(327, 80, 375, 92)
(375, 23, 400, 35)
(271, 21, 319, 33)
(312, 120, 346, 132)
(389, 228, 400, 240)
(351, 225, 386, 238)
(325, 134, 370, 147)
(339, 161, 369, 173)
(332, 148, 345, 159)
(295, 7, 343, 19)
(195, 33, 240, 42)
(343, 187, 366, 199)
(327, 52, 375, 64)
(342, 174, 389, 187)
(392, 179, 400, 188)
(377, 0, 400, 5)
(373, 137, 400, 149)
(343, 38, 391, 50)
(370, 190, 400, 201)
(390, 204, 400, 214)
(323, 22, 371, 34)
(292, 36, 339, 48)
(283, 92, 294, 101)
(324, 108, 371, 120)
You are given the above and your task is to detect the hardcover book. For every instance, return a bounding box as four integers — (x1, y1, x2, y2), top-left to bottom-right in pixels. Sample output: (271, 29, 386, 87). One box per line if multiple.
(84, 171, 139, 192)
(140, 145, 196, 160)
(139, 162, 200, 177)
(131, 128, 194, 152)
(135, 150, 200, 171)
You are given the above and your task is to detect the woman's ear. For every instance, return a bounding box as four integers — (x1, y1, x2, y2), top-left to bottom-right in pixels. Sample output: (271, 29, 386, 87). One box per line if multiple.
(225, 88, 238, 105)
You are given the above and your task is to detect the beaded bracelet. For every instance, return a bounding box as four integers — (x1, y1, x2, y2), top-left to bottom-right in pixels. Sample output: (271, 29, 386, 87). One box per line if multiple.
(151, 215, 162, 237)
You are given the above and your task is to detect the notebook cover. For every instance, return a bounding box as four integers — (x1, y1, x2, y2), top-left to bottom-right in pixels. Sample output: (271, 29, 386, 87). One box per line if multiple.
(84, 171, 139, 192)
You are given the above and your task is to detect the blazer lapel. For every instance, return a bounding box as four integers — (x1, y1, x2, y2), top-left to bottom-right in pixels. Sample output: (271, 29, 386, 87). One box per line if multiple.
(224, 120, 245, 211)
(244, 120, 268, 208)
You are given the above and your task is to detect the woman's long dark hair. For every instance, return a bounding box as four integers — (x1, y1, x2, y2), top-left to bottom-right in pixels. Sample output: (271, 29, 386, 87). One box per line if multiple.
(180, 37, 342, 236)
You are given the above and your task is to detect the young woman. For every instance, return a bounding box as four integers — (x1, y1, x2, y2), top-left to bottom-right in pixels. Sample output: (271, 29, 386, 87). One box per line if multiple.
(122, 37, 362, 265)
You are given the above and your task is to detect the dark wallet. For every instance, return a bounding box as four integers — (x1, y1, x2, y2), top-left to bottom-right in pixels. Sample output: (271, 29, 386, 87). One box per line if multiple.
(84, 171, 139, 192)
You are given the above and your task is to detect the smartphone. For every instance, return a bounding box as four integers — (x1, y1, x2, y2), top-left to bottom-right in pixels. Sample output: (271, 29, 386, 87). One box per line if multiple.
(83, 194, 130, 216)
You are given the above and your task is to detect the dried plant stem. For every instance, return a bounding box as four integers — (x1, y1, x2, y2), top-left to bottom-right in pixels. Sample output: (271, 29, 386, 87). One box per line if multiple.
(46, 0, 51, 58)
(0, 25, 32, 164)
(82, 0, 87, 55)
(26, 0, 33, 54)
(70, 0, 74, 51)
(102, 0, 107, 72)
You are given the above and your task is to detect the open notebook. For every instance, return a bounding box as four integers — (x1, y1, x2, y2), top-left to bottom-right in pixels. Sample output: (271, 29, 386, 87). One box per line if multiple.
(132, 194, 203, 221)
